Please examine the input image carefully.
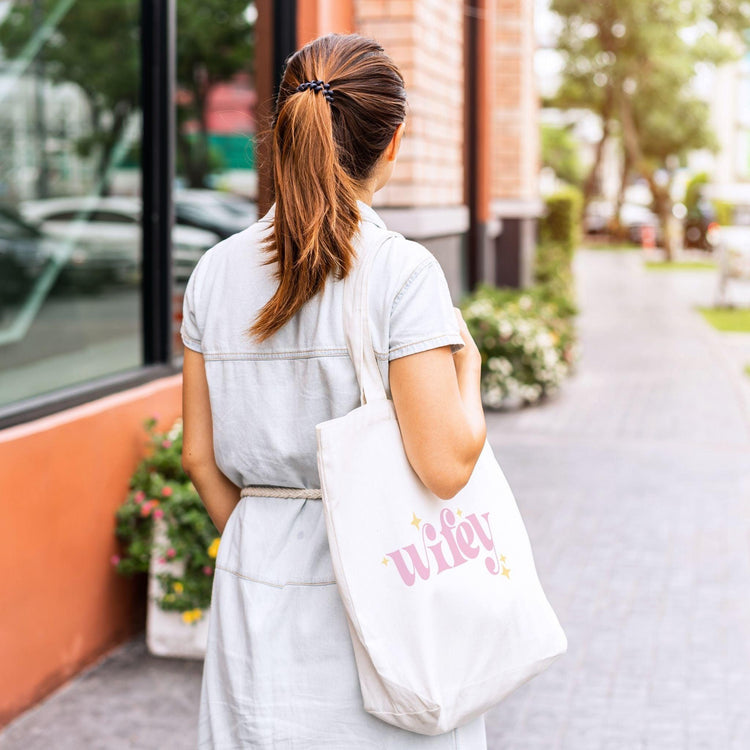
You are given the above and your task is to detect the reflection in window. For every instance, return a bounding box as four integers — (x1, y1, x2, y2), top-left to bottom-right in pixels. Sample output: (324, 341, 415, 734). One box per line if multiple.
(0, 0, 143, 407)
(172, 0, 258, 359)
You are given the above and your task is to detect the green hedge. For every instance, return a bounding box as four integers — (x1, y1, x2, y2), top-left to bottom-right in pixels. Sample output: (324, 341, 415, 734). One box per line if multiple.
(539, 186, 583, 253)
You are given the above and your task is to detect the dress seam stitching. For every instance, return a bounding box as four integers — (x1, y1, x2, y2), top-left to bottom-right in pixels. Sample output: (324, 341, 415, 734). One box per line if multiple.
(215, 565, 336, 588)
(390, 257, 438, 315)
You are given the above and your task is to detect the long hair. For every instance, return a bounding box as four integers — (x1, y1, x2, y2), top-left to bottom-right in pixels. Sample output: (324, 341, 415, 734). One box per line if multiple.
(247, 33, 407, 343)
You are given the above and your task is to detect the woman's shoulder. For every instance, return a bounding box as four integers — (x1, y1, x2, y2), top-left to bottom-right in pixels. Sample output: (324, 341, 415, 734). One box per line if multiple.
(366, 226, 443, 304)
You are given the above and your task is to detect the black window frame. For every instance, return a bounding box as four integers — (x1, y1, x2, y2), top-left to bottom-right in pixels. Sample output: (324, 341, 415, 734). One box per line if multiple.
(0, 0, 180, 431)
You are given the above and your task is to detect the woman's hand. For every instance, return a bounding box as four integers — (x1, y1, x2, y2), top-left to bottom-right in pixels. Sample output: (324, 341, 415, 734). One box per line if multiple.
(452, 307, 481, 374)
(182, 347, 241, 534)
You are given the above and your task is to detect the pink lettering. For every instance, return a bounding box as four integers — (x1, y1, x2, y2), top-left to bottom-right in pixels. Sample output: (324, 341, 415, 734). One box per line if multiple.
(385, 508, 503, 586)
(466, 512, 500, 575)
(423, 522, 452, 574)
(386, 544, 431, 587)
(455, 521, 480, 559)
(439, 508, 467, 568)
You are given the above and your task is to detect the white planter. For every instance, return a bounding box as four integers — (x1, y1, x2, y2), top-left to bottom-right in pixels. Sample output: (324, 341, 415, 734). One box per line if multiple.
(146, 517, 210, 659)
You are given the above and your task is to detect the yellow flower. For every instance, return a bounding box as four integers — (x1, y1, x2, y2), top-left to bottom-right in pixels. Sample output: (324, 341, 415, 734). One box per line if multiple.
(207, 538, 221, 558)
(172, 581, 184, 593)
(181, 608, 203, 624)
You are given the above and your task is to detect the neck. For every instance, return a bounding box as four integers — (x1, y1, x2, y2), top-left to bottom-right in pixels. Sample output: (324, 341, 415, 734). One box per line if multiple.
(352, 180, 376, 207)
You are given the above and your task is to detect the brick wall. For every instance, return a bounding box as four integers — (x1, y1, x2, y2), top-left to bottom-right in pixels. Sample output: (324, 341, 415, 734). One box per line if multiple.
(354, 0, 465, 208)
(492, 0, 538, 202)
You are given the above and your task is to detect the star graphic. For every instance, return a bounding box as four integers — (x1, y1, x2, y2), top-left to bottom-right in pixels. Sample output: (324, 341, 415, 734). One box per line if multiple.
(410, 512, 422, 530)
(456, 508, 463, 517)
(499, 554, 507, 564)
(501, 565, 511, 579)
(381, 556, 390, 567)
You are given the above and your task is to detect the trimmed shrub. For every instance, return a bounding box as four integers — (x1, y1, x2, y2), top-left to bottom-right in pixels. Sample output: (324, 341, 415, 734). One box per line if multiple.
(539, 186, 583, 253)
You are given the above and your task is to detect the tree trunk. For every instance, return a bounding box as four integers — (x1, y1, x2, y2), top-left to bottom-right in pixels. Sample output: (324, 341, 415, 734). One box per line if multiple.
(618, 94, 674, 259)
(96, 108, 128, 197)
(583, 122, 609, 211)
(648, 177, 674, 261)
(582, 90, 613, 213)
(612, 144, 631, 241)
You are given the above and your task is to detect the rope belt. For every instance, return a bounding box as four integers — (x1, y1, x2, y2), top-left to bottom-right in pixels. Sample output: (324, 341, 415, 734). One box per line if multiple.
(240, 486, 323, 499)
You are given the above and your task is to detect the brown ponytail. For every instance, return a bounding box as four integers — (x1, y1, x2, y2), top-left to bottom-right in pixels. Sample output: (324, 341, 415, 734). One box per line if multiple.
(247, 33, 407, 343)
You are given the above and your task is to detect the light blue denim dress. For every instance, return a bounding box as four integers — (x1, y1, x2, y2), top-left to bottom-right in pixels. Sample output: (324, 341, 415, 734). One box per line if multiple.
(181, 201, 488, 749)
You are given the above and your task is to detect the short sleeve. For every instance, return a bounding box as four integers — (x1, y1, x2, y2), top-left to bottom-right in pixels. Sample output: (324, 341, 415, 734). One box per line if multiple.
(387, 256, 465, 361)
(180, 262, 203, 353)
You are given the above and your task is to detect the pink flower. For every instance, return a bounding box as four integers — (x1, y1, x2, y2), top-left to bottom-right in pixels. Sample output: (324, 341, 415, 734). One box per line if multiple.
(140, 502, 153, 517)
(161, 486, 173, 497)
(161, 440, 172, 449)
(134, 490, 146, 503)
(203, 566, 213, 576)
(110, 554, 120, 566)
(166, 547, 176, 559)
(158, 557, 167, 564)
(153, 508, 164, 520)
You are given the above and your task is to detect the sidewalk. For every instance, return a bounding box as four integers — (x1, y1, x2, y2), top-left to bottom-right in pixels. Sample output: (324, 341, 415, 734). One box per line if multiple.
(484, 249, 750, 749)
(2, 249, 749, 749)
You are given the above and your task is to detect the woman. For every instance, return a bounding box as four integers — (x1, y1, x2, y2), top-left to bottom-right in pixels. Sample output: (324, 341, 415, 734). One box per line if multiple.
(181, 33, 488, 748)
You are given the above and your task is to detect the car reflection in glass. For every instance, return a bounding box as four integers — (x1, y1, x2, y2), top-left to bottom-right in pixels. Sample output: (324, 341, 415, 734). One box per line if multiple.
(20, 196, 221, 291)
(0, 205, 59, 321)
(174, 189, 257, 240)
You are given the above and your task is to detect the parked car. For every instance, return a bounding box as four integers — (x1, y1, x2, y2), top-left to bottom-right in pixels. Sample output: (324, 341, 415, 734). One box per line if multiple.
(583, 200, 614, 235)
(0, 205, 55, 309)
(0, 204, 54, 276)
(21, 196, 220, 287)
(619, 202, 662, 245)
(174, 189, 257, 240)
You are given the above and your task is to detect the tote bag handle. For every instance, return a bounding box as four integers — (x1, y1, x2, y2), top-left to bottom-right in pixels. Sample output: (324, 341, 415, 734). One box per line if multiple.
(342, 233, 396, 406)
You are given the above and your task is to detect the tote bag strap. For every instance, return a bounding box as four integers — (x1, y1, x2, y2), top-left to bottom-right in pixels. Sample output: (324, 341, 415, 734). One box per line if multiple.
(342, 231, 397, 406)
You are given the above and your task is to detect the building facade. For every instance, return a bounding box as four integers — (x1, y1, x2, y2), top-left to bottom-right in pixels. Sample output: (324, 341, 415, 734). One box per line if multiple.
(0, 0, 539, 727)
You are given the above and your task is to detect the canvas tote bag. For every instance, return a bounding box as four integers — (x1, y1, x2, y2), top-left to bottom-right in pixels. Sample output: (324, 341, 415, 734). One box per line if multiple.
(315, 234, 568, 736)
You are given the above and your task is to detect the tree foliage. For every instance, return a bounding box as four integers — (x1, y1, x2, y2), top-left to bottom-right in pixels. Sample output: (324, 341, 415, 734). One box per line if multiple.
(0, 0, 256, 194)
(550, 0, 749, 256)
(176, 0, 255, 188)
(0, 0, 140, 194)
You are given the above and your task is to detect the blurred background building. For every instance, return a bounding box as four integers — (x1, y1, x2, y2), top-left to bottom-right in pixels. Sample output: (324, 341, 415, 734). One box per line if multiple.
(0, 0, 540, 727)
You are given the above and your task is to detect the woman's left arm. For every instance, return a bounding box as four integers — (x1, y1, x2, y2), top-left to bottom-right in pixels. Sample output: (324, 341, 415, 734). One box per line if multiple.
(182, 347, 240, 535)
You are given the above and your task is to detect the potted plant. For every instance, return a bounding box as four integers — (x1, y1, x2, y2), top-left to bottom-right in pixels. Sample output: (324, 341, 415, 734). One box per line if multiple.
(112, 415, 220, 658)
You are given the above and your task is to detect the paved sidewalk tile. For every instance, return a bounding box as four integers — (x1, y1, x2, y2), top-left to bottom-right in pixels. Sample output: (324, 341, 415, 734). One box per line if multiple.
(0, 637, 203, 750)
(484, 251, 750, 749)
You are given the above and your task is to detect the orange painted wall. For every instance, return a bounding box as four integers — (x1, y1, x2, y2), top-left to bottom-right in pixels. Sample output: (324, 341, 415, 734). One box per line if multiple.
(0, 374, 183, 727)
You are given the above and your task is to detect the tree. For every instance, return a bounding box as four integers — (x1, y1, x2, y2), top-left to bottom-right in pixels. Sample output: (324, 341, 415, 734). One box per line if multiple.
(0, 1, 256, 194)
(550, 0, 748, 258)
(176, 0, 255, 188)
(0, 0, 140, 195)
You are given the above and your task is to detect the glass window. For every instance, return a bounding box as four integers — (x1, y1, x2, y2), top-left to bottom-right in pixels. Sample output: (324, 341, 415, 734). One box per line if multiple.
(171, 0, 258, 361)
(0, 0, 142, 408)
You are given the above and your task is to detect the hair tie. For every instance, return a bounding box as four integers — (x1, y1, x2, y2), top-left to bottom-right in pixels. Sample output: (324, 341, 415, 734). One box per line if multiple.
(297, 79, 334, 104)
